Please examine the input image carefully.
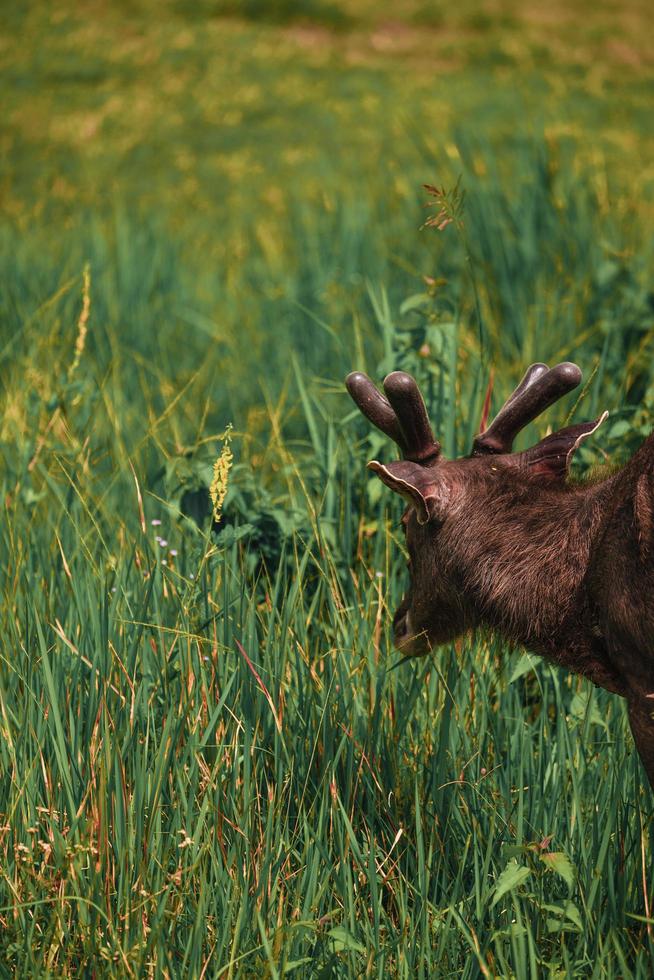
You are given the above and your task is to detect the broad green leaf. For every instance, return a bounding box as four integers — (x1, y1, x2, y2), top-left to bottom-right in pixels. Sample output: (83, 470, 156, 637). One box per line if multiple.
(564, 901, 583, 930)
(490, 860, 532, 908)
(542, 902, 582, 932)
(509, 652, 539, 684)
(569, 690, 608, 729)
(540, 851, 576, 889)
(399, 292, 430, 315)
(328, 926, 366, 954)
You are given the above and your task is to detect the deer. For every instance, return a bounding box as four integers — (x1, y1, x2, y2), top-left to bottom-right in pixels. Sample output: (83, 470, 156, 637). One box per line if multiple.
(346, 361, 654, 789)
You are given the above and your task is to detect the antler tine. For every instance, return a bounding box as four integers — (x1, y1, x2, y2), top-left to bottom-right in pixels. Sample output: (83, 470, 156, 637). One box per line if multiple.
(346, 372, 407, 452)
(383, 371, 441, 464)
(497, 362, 549, 412)
(472, 362, 582, 456)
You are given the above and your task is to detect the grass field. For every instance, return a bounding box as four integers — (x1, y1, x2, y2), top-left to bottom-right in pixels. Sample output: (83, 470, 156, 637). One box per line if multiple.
(2, 1, 654, 975)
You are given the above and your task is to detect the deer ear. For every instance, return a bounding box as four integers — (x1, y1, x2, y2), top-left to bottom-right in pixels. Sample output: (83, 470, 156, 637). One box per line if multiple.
(522, 413, 608, 481)
(367, 460, 450, 524)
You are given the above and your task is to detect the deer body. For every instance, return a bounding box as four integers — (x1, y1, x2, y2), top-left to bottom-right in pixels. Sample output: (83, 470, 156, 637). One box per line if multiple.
(346, 364, 654, 788)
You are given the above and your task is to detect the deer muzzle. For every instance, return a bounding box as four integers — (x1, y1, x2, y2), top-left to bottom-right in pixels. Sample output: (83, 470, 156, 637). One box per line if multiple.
(393, 598, 431, 655)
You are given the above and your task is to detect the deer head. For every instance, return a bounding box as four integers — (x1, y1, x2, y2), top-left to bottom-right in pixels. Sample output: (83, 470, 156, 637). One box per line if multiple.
(346, 363, 606, 656)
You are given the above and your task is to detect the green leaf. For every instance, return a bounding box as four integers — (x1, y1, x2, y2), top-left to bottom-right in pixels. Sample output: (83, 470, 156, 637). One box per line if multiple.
(564, 901, 583, 930)
(569, 690, 608, 730)
(540, 851, 576, 889)
(399, 292, 430, 315)
(509, 652, 539, 684)
(541, 901, 582, 932)
(490, 859, 532, 908)
(328, 926, 366, 954)
(491, 923, 527, 941)
(282, 959, 314, 975)
(215, 524, 255, 546)
(607, 419, 630, 438)
(502, 844, 528, 859)
(366, 475, 383, 507)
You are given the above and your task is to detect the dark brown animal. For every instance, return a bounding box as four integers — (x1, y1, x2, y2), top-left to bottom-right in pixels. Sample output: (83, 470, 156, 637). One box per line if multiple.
(346, 362, 654, 788)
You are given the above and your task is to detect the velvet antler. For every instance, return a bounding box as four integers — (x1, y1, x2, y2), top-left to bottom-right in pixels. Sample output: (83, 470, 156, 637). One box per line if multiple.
(346, 371, 440, 465)
(472, 362, 582, 456)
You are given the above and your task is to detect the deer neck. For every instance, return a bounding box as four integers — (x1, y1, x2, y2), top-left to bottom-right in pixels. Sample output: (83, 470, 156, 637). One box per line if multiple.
(456, 472, 619, 652)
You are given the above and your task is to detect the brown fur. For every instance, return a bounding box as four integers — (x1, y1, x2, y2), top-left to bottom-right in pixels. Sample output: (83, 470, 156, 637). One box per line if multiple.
(373, 428, 654, 789)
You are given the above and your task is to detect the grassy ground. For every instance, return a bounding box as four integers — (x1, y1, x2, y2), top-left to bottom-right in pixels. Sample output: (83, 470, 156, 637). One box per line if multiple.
(2, 1, 654, 975)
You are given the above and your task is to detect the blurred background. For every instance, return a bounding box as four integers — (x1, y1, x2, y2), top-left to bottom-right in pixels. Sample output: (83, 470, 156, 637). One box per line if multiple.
(2, 0, 653, 436)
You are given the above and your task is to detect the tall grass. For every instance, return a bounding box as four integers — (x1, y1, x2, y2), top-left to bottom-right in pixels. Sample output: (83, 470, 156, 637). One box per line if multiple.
(1, 141, 654, 975)
(3, 1, 654, 971)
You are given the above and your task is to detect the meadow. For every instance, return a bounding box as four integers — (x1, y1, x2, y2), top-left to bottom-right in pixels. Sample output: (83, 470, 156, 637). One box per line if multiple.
(1, 0, 654, 975)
